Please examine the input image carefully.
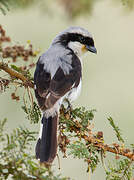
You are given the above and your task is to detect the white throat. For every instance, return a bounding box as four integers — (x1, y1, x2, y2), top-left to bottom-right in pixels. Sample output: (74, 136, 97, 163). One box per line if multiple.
(68, 41, 87, 58)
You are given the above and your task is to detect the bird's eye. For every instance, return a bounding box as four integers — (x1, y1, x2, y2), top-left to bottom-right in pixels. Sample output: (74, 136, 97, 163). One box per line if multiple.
(79, 36, 84, 42)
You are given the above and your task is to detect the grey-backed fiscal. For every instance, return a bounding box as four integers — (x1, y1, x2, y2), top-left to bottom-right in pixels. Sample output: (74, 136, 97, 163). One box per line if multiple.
(34, 26, 97, 165)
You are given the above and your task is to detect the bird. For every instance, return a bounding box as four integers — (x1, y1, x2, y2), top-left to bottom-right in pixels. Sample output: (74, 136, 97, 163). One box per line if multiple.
(34, 26, 97, 165)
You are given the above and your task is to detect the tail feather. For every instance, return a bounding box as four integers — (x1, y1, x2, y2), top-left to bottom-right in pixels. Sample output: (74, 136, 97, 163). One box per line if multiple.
(36, 114, 58, 164)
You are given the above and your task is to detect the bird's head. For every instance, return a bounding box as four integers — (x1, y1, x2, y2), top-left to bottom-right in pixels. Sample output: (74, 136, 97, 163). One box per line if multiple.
(52, 26, 97, 57)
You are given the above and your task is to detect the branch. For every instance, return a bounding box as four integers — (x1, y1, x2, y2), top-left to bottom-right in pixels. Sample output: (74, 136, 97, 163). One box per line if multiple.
(59, 109, 134, 162)
(0, 62, 34, 88)
(83, 134, 134, 160)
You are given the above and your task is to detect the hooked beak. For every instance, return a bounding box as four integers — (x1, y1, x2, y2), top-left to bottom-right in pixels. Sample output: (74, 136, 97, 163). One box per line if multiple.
(86, 45, 97, 54)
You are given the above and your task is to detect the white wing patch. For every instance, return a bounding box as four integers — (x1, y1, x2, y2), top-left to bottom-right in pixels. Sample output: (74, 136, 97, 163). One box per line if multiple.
(46, 93, 51, 99)
(34, 84, 37, 90)
(39, 123, 43, 139)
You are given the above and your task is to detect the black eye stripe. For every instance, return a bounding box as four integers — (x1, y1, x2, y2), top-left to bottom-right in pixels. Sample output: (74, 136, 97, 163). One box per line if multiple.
(59, 33, 94, 47)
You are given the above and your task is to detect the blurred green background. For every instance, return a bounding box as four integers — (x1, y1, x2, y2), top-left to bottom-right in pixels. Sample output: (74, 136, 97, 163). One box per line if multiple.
(0, 0, 134, 179)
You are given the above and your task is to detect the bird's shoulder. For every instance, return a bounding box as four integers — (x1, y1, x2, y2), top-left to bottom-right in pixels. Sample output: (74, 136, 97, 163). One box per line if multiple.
(36, 46, 81, 77)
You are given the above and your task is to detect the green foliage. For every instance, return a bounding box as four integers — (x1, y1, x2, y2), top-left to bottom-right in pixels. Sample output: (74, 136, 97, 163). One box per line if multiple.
(0, 104, 134, 179)
(59, 107, 99, 172)
(10, 64, 34, 81)
(0, 0, 9, 15)
(130, 144, 134, 149)
(60, 106, 95, 132)
(68, 141, 99, 173)
(22, 101, 41, 124)
(68, 141, 90, 159)
(0, 119, 69, 180)
(10, 65, 23, 73)
(0, 0, 36, 12)
(0, 118, 7, 141)
(106, 159, 134, 180)
(72, 107, 96, 130)
(121, 0, 134, 9)
(108, 117, 124, 143)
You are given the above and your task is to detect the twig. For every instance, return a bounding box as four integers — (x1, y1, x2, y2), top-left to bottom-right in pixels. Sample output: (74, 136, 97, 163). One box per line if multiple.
(56, 154, 61, 170)
(120, 160, 133, 179)
(0, 62, 34, 88)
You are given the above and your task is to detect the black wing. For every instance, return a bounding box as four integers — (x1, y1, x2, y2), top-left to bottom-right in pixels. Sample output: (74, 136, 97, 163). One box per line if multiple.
(34, 54, 81, 111)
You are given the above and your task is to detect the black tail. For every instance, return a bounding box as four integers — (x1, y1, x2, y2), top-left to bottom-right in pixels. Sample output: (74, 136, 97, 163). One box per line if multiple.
(35, 114, 58, 164)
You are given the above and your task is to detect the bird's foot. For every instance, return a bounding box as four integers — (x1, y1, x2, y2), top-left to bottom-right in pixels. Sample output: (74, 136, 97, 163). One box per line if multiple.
(64, 99, 73, 113)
